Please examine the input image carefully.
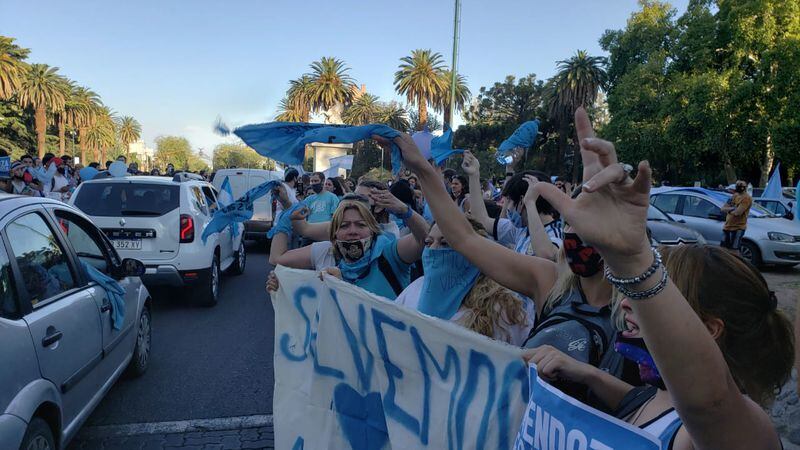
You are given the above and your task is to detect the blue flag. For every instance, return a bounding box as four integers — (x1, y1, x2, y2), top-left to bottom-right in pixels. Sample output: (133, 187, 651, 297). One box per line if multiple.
(218, 176, 240, 238)
(762, 163, 782, 200)
(201, 179, 282, 243)
(267, 202, 307, 239)
(497, 120, 540, 164)
(515, 365, 661, 449)
(430, 127, 464, 166)
(226, 122, 404, 175)
(82, 261, 126, 330)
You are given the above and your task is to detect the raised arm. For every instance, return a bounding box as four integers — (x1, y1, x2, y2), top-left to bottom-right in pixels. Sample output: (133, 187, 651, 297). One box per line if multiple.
(369, 175, 427, 265)
(461, 151, 497, 233)
(381, 133, 557, 304)
(536, 107, 780, 450)
(522, 175, 557, 261)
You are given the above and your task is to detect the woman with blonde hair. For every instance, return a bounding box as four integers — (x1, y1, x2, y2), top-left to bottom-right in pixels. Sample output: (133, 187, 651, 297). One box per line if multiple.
(395, 219, 531, 345)
(270, 194, 427, 300)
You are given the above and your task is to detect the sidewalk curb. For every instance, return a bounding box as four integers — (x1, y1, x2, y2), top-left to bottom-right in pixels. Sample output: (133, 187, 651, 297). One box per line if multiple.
(76, 414, 274, 439)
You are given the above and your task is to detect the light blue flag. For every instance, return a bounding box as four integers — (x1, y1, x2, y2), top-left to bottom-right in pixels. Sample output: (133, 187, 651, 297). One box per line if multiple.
(33, 162, 57, 185)
(762, 163, 782, 200)
(201, 179, 282, 243)
(267, 202, 306, 239)
(218, 176, 240, 238)
(430, 127, 464, 166)
(497, 120, 540, 164)
(81, 261, 126, 330)
(515, 365, 661, 450)
(222, 122, 404, 174)
(79, 166, 99, 181)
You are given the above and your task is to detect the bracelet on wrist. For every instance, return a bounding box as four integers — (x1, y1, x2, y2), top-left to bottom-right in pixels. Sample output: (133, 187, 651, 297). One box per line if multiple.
(615, 266, 669, 301)
(604, 247, 662, 286)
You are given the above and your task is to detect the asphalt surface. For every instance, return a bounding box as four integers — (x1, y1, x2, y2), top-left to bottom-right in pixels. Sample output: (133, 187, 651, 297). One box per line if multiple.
(84, 241, 275, 426)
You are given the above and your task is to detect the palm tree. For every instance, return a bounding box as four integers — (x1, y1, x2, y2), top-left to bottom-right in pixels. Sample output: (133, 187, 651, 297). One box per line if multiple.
(17, 64, 68, 157)
(307, 57, 356, 121)
(343, 93, 381, 125)
(547, 50, 607, 181)
(117, 116, 141, 156)
(286, 75, 314, 122)
(69, 86, 103, 163)
(436, 70, 471, 127)
(0, 36, 29, 100)
(377, 102, 409, 131)
(275, 97, 307, 122)
(84, 106, 116, 163)
(394, 49, 447, 130)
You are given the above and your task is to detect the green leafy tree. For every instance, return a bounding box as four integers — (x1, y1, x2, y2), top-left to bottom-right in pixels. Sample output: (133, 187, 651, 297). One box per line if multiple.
(0, 35, 29, 100)
(155, 136, 193, 169)
(547, 50, 607, 181)
(83, 106, 116, 163)
(212, 143, 276, 170)
(394, 49, 447, 130)
(117, 116, 142, 155)
(463, 74, 545, 126)
(16, 63, 68, 157)
(436, 70, 471, 127)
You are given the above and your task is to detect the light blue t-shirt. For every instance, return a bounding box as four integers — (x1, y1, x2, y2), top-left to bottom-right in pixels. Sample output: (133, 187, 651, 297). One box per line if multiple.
(304, 191, 340, 223)
(310, 239, 411, 300)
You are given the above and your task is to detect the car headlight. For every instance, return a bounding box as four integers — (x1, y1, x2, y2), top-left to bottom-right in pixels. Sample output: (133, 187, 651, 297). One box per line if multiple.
(768, 232, 794, 242)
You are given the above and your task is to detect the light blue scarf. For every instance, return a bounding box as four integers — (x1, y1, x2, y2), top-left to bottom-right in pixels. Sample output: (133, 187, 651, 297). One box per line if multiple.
(201, 179, 282, 243)
(337, 234, 394, 282)
(82, 261, 126, 330)
(430, 127, 464, 166)
(267, 202, 306, 239)
(496, 119, 540, 163)
(417, 247, 480, 320)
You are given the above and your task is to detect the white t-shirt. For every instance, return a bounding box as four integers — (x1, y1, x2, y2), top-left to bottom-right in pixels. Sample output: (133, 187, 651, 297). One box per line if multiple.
(47, 174, 69, 201)
(310, 241, 336, 270)
(395, 276, 533, 346)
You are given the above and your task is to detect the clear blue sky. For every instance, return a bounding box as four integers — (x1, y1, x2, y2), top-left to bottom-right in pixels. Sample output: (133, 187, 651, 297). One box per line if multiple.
(1, 0, 690, 155)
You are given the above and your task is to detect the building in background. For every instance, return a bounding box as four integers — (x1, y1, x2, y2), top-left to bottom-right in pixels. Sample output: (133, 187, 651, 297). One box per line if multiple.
(128, 140, 156, 171)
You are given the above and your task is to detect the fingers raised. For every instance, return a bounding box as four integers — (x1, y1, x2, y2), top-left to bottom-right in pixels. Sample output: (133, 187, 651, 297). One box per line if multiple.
(534, 183, 574, 217)
(582, 164, 629, 193)
(632, 161, 653, 195)
(581, 137, 618, 168)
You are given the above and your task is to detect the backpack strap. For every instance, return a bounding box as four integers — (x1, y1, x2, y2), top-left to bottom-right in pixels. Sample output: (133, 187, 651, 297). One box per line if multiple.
(612, 386, 658, 420)
(377, 255, 403, 297)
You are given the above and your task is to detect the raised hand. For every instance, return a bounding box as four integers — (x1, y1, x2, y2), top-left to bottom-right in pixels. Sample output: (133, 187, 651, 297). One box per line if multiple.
(523, 345, 592, 384)
(290, 206, 310, 221)
(370, 188, 407, 216)
(373, 133, 428, 173)
(522, 174, 540, 205)
(534, 108, 653, 275)
(461, 150, 480, 176)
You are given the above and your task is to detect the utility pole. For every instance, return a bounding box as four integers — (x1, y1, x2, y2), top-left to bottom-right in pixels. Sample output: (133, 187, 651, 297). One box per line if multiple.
(450, 0, 462, 129)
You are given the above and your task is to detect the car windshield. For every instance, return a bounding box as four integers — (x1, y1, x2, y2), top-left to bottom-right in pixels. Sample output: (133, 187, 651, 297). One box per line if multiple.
(74, 182, 180, 217)
(647, 205, 672, 221)
(749, 201, 779, 218)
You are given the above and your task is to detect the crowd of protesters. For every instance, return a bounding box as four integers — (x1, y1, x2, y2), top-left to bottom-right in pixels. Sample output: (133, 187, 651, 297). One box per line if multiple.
(267, 108, 798, 449)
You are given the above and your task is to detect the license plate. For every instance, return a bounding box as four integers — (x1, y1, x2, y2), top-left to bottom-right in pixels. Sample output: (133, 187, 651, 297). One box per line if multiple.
(112, 239, 142, 250)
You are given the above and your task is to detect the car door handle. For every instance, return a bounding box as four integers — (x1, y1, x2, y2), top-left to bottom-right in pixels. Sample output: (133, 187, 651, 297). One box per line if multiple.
(42, 326, 63, 347)
(100, 300, 112, 313)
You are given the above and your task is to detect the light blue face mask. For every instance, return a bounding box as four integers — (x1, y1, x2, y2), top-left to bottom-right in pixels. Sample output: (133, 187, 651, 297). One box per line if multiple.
(417, 247, 480, 320)
(507, 206, 523, 228)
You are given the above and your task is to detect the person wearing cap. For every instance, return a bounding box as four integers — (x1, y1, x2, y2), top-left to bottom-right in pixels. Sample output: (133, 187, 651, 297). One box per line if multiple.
(9, 161, 36, 196)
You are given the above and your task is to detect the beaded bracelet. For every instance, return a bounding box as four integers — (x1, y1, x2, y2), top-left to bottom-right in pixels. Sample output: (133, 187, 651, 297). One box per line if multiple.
(615, 265, 669, 301)
(603, 247, 662, 286)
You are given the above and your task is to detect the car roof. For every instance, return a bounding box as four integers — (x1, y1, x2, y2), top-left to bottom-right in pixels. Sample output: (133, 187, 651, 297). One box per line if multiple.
(81, 175, 210, 187)
(0, 193, 79, 220)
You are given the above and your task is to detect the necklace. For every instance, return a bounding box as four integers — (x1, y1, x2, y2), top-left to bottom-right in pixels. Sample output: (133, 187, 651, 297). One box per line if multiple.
(628, 395, 656, 426)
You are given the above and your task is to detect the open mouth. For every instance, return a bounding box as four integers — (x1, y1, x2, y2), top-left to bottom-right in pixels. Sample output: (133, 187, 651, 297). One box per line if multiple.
(622, 316, 640, 338)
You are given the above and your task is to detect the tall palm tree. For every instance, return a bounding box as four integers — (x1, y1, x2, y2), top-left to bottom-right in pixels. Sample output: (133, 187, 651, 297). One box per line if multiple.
(275, 97, 307, 122)
(84, 106, 116, 163)
(547, 50, 607, 181)
(343, 93, 381, 125)
(436, 70, 471, 127)
(117, 116, 141, 155)
(69, 86, 103, 163)
(286, 75, 314, 122)
(377, 102, 409, 131)
(17, 64, 68, 157)
(307, 57, 356, 121)
(0, 36, 29, 100)
(394, 49, 447, 130)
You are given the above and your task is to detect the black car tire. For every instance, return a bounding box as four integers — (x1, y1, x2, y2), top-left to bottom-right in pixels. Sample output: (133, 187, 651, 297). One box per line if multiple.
(125, 306, 151, 378)
(739, 240, 762, 267)
(229, 240, 246, 275)
(20, 417, 55, 450)
(197, 255, 220, 307)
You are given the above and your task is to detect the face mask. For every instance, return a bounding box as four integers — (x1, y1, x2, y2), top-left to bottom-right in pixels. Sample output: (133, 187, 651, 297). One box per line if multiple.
(735, 185, 745, 193)
(417, 247, 481, 319)
(614, 333, 666, 390)
(507, 206, 523, 228)
(312, 183, 324, 194)
(563, 232, 604, 277)
(336, 237, 372, 262)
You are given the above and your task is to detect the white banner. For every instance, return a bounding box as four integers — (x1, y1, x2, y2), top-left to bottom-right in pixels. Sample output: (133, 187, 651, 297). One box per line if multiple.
(272, 266, 528, 450)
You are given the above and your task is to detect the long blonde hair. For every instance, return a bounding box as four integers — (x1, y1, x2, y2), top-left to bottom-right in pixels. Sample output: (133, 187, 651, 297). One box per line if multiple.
(329, 199, 382, 260)
(453, 219, 528, 342)
(541, 249, 581, 314)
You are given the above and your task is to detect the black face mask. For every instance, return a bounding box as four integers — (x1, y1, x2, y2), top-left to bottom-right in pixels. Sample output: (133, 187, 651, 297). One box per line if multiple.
(735, 185, 746, 193)
(562, 232, 604, 277)
(311, 183, 324, 194)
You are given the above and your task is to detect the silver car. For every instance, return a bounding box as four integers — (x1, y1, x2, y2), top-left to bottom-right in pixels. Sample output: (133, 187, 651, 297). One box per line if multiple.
(650, 187, 800, 267)
(0, 195, 152, 450)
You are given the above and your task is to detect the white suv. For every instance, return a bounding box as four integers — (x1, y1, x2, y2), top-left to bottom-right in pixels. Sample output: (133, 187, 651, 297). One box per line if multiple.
(70, 172, 245, 306)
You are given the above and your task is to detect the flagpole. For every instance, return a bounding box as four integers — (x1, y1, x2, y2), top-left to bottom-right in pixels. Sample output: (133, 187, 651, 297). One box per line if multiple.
(450, 0, 462, 129)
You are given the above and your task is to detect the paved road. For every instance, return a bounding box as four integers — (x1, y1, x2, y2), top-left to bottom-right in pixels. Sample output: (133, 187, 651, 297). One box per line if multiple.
(69, 241, 276, 449)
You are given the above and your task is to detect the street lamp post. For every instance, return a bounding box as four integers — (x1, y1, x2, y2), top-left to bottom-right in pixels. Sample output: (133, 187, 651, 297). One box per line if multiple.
(450, 0, 462, 129)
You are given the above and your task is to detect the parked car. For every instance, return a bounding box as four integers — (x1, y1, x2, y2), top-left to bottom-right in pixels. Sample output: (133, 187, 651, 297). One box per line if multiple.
(650, 187, 800, 266)
(211, 168, 284, 240)
(0, 194, 151, 450)
(646, 204, 706, 246)
(70, 172, 245, 306)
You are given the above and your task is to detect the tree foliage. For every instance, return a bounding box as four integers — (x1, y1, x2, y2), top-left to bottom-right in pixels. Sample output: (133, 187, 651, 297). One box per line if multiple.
(154, 135, 207, 171)
(212, 143, 276, 170)
(394, 49, 448, 130)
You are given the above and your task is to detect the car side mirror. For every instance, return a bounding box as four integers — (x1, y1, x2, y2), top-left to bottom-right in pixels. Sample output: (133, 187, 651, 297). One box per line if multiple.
(677, 219, 686, 223)
(115, 258, 145, 278)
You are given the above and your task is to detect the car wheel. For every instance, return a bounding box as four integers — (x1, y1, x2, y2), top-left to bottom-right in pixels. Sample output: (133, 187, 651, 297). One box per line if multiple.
(20, 417, 55, 450)
(229, 240, 246, 275)
(125, 306, 151, 378)
(197, 255, 220, 307)
(739, 240, 762, 267)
